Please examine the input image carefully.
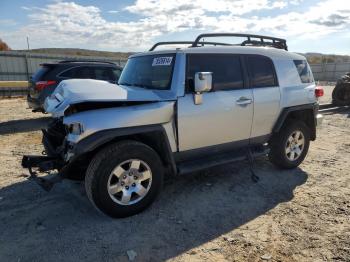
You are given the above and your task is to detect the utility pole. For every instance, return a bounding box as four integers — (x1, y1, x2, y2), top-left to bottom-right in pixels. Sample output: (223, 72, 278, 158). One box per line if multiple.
(26, 36, 30, 50)
(25, 36, 30, 82)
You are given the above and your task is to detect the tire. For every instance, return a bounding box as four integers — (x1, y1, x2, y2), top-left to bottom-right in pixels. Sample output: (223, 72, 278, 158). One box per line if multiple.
(269, 121, 310, 169)
(85, 140, 164, 218)
(332, 83, 350, 106)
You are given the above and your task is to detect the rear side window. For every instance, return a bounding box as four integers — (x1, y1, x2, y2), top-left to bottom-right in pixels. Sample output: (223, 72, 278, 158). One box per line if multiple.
(293, 60, 314, 83)
(94, 67, 115, 81)
(186, 54, 244, 91)
(246, 55, 277, 88)
(60, 66, 93, 79)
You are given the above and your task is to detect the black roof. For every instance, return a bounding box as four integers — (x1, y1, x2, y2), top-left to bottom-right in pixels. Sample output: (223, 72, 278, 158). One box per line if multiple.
(40, 60, 120, 67)
(58, 60, 116, 65)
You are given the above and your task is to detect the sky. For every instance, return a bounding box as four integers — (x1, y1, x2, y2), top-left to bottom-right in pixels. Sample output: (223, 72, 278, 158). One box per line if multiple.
(0, 0, 349, 54)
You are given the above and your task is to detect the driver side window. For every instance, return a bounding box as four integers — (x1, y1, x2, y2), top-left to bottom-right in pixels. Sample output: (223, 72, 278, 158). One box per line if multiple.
(186, 54, 244, 93)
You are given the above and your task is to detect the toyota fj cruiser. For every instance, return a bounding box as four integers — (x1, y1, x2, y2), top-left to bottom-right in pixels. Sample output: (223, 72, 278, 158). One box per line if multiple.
(22, 33, 323, 218)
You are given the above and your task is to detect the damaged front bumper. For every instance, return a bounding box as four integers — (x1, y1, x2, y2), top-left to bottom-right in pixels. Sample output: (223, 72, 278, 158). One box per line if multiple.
(22, 119, 70, 191)
(21, 155, 66, 191)
(22, 155, 64, 172)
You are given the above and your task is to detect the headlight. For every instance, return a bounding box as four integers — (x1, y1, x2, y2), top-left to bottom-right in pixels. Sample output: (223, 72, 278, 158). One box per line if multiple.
(68, 122, 84, 135)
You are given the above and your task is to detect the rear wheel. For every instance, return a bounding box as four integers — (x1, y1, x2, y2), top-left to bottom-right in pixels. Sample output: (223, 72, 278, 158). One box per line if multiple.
(269, 121, 310, 169)
(332, 83, 350, 106)
(85, 140, 164, 218)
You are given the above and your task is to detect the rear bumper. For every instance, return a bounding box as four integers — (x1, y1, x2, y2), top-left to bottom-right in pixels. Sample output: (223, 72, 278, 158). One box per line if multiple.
(27, 95, 44, 112)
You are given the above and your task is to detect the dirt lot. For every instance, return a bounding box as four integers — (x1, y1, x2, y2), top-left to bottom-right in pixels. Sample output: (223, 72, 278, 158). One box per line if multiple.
(0, 91, 349, 262)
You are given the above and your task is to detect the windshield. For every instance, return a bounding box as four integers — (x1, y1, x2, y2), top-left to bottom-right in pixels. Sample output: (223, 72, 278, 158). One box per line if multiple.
(118, 54, 175, 90)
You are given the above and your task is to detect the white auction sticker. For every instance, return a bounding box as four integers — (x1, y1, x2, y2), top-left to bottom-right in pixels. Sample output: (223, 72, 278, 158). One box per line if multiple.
(152, 57, 173, 66)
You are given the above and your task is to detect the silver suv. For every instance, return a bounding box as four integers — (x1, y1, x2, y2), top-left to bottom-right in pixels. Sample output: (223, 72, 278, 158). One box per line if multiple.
(22, 33, 323, 218)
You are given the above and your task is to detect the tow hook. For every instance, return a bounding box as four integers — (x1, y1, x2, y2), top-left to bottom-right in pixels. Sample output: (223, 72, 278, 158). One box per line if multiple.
(21, 155, 65, 191)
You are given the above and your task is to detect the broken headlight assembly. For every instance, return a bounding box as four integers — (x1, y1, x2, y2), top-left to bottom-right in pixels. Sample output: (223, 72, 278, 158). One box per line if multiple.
(67, 122, 84, 135)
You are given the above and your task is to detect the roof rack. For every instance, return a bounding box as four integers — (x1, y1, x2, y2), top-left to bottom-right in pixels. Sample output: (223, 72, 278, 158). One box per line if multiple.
(149, 41, 233, 51)
(192, 33, 288, 50)
(58, 60, 116, 65)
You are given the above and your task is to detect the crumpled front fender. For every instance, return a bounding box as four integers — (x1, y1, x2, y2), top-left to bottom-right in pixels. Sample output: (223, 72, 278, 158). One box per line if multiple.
(63, 101, 175, 143)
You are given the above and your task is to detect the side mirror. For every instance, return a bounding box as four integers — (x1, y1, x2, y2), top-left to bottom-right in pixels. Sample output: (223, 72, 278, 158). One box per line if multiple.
(194, 72, 212, 105)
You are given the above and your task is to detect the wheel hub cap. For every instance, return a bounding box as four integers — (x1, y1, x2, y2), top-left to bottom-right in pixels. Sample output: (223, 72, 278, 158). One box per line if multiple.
(107, 159, 152, 206)
(285, 130, 305, 161)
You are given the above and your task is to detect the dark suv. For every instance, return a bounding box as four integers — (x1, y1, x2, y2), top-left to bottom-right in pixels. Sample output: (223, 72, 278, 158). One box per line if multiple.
(27, 60, 123, 112)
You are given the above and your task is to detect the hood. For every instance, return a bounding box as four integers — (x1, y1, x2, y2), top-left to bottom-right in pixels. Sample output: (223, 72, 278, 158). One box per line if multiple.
(44, 79, 165, 117)
(54, 79, 163, 103)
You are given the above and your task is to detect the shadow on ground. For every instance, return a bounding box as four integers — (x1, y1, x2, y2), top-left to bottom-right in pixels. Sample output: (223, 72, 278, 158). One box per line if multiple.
(0, 158, 308, 262)
(0, 117, 50, 135)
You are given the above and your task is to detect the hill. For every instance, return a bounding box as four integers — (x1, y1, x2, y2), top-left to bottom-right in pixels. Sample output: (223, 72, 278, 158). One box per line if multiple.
(11, 48, 350, 64)
(16, 48, 133, 60)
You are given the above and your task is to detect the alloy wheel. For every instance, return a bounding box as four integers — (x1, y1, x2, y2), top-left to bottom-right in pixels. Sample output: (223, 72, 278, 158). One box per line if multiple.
(285, 130, 305, 161)
(107, 159, 152, 205)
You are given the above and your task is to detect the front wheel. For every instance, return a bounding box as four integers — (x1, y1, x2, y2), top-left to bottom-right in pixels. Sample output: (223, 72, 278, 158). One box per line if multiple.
(85, 140, 164, 218)
(269, 121, 310, 169)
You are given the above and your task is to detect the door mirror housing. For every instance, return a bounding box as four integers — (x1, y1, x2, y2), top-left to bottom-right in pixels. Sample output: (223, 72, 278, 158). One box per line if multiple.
(194, 72, 212, 105)
(194, 72, 212, 93)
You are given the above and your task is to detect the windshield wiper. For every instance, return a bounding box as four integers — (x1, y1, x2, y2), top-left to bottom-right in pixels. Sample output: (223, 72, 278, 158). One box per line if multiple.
(119, 82, 154, 89)
(118, 82, 133, 86)
(134, 84, 153, 89)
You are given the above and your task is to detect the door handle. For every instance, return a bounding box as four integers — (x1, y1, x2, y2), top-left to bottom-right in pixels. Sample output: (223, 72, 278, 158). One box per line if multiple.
(236, 97, 252, 105)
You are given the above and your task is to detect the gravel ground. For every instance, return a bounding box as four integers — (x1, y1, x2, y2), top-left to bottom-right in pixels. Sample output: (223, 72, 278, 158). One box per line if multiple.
(0, 89, 349, 262)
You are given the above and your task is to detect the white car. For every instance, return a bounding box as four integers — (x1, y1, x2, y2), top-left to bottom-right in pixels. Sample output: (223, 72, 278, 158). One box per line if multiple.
(23, 33, 323, 218)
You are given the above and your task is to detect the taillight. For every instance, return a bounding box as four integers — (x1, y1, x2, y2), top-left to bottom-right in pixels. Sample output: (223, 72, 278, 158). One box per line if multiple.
(35, 80, 56, 91)
(315, 86, 324, 98)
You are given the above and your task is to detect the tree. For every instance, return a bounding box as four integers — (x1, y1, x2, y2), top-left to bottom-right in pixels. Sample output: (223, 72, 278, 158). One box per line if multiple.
(0, 39, 11, 51)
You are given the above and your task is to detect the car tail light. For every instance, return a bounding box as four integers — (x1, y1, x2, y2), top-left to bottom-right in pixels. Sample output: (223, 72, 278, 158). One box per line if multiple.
(35, 80, 56, 91)
(315, 86, 324, 98)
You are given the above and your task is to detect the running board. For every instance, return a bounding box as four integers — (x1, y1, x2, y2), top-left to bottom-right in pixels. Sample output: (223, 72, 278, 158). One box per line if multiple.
(177, 146, 269, 175)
